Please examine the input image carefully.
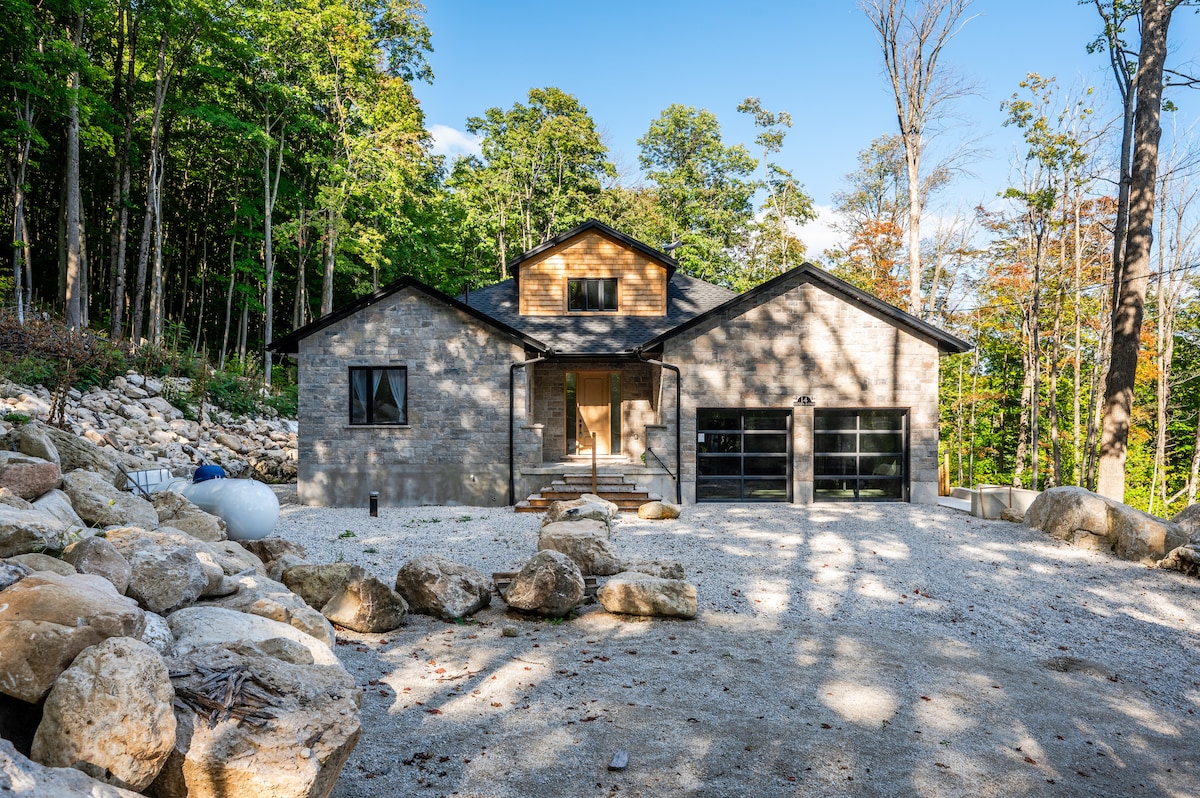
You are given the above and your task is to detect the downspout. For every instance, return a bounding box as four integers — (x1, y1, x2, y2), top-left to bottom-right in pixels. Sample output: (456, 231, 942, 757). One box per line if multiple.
(509, 353, 548, 506)
(636, 348, 682, 505)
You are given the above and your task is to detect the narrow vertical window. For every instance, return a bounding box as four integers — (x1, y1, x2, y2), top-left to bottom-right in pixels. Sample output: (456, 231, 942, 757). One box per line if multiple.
(349, 367, 407, 425)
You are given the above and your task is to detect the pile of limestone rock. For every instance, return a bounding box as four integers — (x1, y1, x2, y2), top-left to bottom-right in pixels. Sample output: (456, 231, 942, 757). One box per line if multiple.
(0, 373, 296, 483)
(0, 418, 495, 798)
(1021, 485, 1200, 576)
(0, 420, 360, 798)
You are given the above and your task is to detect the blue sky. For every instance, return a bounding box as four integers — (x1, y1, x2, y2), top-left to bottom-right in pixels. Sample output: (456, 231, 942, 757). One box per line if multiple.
(415, 1, 1200, 253)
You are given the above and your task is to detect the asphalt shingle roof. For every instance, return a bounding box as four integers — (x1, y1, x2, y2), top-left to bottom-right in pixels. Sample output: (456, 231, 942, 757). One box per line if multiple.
(459, 272, 737, 355)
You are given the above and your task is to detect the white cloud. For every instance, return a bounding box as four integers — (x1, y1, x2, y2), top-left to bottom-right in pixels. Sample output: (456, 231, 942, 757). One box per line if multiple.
(794, 205, 848, 260)
(429, 124, 482, 159)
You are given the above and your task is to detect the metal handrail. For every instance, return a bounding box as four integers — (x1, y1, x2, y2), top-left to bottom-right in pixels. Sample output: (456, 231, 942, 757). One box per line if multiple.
(644, 446, 676, 482)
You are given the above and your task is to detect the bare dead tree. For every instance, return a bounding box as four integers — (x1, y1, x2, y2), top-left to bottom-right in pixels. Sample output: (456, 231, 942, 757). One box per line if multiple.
(860, 0, 976, 319)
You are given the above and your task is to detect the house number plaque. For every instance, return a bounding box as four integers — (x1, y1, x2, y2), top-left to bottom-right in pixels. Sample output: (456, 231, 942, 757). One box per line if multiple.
(793, 395, 815, 406)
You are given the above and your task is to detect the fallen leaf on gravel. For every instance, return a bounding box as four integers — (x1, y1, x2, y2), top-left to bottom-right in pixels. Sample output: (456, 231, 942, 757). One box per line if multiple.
(424, 708, 442, 715)
(1024, 756, 1037, 764)
(920, 696, 931, 701)
(935, 763, 950, 769)
(820, 723, 832, 729)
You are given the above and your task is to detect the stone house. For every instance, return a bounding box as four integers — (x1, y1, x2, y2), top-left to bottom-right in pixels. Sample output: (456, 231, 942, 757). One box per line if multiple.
(268, 220, 969, 508)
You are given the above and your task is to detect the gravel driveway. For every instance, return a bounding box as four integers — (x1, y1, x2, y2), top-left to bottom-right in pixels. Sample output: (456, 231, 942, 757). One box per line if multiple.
(275, 501, 1200, 798)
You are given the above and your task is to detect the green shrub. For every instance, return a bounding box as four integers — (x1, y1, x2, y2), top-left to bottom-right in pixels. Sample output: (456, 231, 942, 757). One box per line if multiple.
(206, 371, 260, 417)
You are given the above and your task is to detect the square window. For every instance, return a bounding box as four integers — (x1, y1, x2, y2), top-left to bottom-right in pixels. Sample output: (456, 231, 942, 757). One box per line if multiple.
(349, 367, 407, 425)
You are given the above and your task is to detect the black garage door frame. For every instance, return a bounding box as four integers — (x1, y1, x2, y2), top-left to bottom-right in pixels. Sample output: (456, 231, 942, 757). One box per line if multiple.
(813, 408, 909, 502)
(696, 407, 793, 502)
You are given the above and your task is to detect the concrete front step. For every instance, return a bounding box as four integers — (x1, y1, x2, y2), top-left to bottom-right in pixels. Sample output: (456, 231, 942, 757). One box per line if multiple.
(515, 494, 653, 513)
(547, 481, 648, 493)
(541, 490, 650, 502)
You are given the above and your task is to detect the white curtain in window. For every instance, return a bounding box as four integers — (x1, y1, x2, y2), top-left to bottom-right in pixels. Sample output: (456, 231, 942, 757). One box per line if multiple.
(351, 369, 368, 421)
(386, 369, 406, 422)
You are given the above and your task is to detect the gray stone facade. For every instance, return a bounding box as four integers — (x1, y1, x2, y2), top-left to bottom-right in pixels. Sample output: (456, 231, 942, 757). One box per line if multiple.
(296, 288, 534, 507)
(658, 273, 942, 504)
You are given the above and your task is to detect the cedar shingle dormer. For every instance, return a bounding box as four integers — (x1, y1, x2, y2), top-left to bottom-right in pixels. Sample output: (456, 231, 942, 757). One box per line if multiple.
(512, 220, 675, 317)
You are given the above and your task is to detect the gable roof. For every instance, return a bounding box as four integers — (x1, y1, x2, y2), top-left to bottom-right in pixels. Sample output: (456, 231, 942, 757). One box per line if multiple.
(507, 219, 679, 288)
(268, 232, 970, 358)
(637, 262, 972, 355)
(266, 277, 548, 355)
(461, 271, 736, 355)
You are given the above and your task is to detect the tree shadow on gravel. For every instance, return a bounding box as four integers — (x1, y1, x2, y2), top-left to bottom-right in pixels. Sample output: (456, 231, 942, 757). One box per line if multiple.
(302, 502, 1199, 798)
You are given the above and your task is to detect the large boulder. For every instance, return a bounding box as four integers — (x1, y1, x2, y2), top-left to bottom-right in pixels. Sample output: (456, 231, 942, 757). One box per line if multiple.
(125, 544, 209, 614)
(31, 636, 176, 792)
(153, 644, 360, 798)
(320, 566, 407, 633)
(0, 451, 61, 500)
(1159, 544, 1200, 577)
(62, 468, 159, 529)
(153, 491, 227, 542)
(0, 571, 145, 703)
(597, 572, 698, 619)
(63, 536, 132, 594)
(8, 551, 76, 576)
(1025, 486, 1187, 564)
(502, 550, 585, 618)
(202, 572, 336, 648)
(0, 560, 31, 591)
(1170, 503, 1200, 540)
(538, 520, 623, 576)
(394, 555, 492, 620)
(0, 738, 145, 798)
(240, 537, 307, 567)
(542, 496, 616, 527)
(13, 422, 59, 464)
(0, 487, 33, 509)
(0, 503, 73, 558)
(280, 563, 354, 610)
(167, 606, 338, 666)
(637, 500, 681, 520)
(32, 488, 87, 531)
(31, 420, 155, 486)
(620, 558, 685, 580)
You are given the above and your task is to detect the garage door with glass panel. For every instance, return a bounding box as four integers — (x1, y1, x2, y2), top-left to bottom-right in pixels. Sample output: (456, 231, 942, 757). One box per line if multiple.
(814, 409, 908, 501)
(696, 409, 792, 502)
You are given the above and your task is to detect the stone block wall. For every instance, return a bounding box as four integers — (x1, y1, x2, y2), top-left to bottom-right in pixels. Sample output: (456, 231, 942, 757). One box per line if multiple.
(297, 288, 529, 507)
(660, 275, 942, 504)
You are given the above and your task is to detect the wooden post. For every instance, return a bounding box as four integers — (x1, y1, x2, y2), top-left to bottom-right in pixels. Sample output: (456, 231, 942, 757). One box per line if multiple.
(591, 432, 597, 494)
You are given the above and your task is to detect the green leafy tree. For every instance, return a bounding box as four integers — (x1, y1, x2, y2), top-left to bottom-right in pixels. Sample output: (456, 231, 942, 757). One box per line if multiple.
(450, 87, 614, 280)
(637, 104, 757, 287)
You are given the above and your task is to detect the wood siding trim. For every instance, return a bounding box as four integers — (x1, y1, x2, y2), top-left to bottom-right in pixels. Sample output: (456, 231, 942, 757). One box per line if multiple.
(518, 229, 668, 317)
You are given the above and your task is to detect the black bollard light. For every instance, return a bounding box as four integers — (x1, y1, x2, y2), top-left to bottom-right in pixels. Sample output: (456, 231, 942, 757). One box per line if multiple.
(369, 491, 379, 517)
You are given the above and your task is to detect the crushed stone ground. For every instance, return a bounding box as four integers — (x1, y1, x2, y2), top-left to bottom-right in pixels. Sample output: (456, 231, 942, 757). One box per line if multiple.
(274, 502, 1200, 798)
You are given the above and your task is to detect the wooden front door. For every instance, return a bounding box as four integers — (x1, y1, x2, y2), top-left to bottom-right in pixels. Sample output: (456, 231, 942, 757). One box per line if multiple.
(576, 372, 611, 455)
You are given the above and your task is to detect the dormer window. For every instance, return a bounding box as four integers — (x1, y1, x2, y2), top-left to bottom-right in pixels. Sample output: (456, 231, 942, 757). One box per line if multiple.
(567, 278, 617, 312)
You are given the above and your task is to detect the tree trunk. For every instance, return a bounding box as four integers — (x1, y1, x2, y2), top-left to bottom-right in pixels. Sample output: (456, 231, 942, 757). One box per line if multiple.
(1097, 0, 1177, 502)
(108, 4, 137, 340)
(262, 123, 284, 386)
(63, 13, 84, 331)
(221, 234, 236, 371)
(321, 214, 337, 316)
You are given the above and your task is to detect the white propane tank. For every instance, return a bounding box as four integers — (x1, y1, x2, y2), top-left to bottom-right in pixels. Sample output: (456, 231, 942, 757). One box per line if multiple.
(180, 478, 280, 541)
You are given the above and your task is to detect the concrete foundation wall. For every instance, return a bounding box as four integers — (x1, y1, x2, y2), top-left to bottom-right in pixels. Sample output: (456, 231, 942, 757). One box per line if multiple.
(661, 275, 943, 505)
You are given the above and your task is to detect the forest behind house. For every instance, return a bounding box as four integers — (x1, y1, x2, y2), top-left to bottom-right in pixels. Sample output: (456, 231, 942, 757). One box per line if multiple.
(3, 0, 1198, 514)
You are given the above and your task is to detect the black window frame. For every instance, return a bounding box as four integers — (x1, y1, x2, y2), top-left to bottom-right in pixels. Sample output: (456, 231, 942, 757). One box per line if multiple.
(567, 278, 618, 312)
(348, 366, 408, 426)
